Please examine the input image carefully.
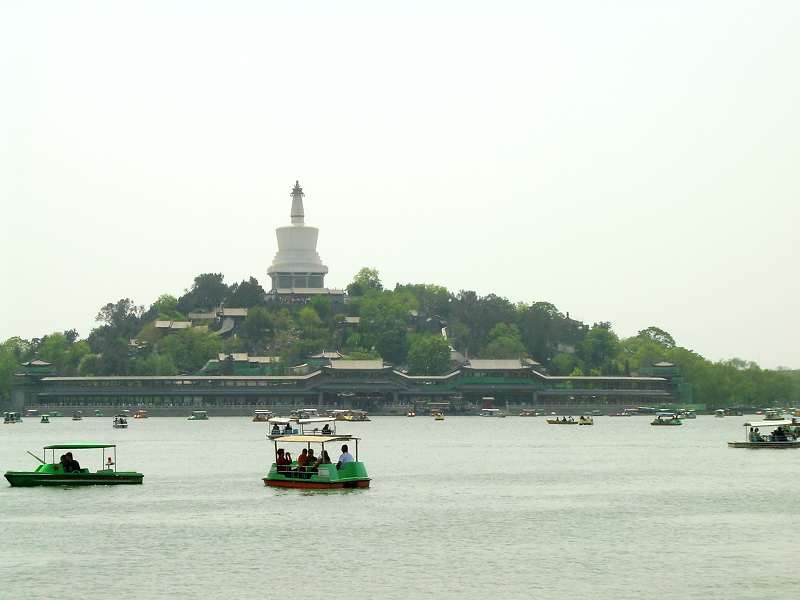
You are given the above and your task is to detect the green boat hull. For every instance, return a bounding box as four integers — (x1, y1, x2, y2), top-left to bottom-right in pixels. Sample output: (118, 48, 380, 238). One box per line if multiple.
(264, 461, 370, 489)
(5, 464, 143, 487)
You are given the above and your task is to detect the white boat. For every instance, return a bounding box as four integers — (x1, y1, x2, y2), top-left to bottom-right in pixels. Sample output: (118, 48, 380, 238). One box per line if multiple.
(187, 410, 209, 421)
(714, 409, 725, 418)
(480, 408, 506, 418)
(728, 420, 800, 448)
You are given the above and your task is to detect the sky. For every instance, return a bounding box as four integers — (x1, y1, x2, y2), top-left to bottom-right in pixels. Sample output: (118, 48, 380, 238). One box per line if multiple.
(1, 1, 798, 368)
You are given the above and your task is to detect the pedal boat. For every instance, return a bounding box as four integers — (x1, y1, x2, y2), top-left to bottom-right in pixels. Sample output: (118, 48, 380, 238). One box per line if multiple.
(578, 416, 594, 425)
(40, 414, 50, 424)
(187, 410, 209, 420)
(728, 420, 800, 448)
(651, 413, 682, 426)
(264, 434, 370, 489)
(547, 417, 578, 425)
(113, 415, 129, 429)
(4, 443, 144, 487)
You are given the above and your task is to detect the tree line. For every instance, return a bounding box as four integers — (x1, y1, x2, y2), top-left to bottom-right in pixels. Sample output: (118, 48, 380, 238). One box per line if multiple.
(1, 268, 798, 407)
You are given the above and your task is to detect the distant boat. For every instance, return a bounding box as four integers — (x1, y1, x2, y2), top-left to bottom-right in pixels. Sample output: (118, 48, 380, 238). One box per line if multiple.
(651, 413, 682, 426)
(40, 414, 50, 424)
(187, 411, 209, 421)
(113, 416, 128, 429)
(480, 408, 506, 418)
(728, 420, 800, 448)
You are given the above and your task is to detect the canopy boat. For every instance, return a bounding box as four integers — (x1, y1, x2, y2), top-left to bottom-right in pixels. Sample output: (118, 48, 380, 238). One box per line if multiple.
(430, 409, 445, 421)
(480, 408, 506, 418)
(40, 414, 50, 424)
(678, 409, 696, 419)
(4, 443, 144, 486)
(133, 410, 148, 419)
(72, 411, 83, 421)
(651, 413, 682, 426)
(187, 410, 209, 421)
(578, 416, 594, 425)
(340, 410, 370, 422)
(50, 411, 63, 417)
(763, 409, 783, 421)
(714, 409, 725, 418)
(252, 410, 273, 422)
(94, 409, 104, 417)
(292, 408, 320, 420)
(4, 412, 22, 424)
(547, 416, 578, 425)
(268, 417, 336, 439)
(113, 415, 128, 429)
(519, 409, 540, 417)
(25, 409, 39, 418)
(264, 434, 370, 489)
(728, 420, 800, 448)
(609, 409, 633, 417)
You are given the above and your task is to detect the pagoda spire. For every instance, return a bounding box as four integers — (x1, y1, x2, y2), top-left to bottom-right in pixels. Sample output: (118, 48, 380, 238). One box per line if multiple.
(290, 180, 305, 225)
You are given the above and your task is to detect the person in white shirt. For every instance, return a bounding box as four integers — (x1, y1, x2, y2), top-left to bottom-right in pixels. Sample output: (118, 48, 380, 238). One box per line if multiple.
(336, 444, 354, 470)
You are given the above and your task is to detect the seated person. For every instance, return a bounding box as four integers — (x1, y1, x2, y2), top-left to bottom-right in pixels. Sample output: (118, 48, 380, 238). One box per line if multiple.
(283, 423, 293, 434)
(321, 423, 331, 434)
(271, 423, 281, 435)
(59, 454, 69, 472)
(275, 448, 291, 473)
(336, 444, 354, 470)
(66, 452, 81, 473)
(305, 449, 317, 477)
(318, 450, 332, 465)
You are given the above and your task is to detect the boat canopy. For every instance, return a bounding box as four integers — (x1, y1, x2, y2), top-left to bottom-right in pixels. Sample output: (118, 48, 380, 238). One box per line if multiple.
(273, 435, 356, 444)
(268, 417, 294, 424)
(298, 417, 335, 424)
(743, 420, 793, 428)
(44, 443, 116, 449)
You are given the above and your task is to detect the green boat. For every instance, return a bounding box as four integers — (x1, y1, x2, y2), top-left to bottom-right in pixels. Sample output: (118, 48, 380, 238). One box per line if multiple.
(187, 410, 209, 421)
(4, 443, 144, 487)
(651, 413, 682, 426)
(264, 434, 370, 490)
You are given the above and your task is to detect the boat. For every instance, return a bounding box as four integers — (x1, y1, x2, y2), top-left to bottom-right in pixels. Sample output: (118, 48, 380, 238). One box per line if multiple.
(677, 409, 696, 419)
(269, 417, 336, 439)
(72, 411, 83, 421)
(430, 409, 445, 420)
(252, 410, 273, 422)
(113, 415, 128, 429)
(40, 414, 50, 424)
(651, 413, 682, 426)
(292, 408, 320, 420)
(578, 416, 594, 426)
(187, 410, 209, 421)
(547, 416, 578, 425)
(609, 409, 633, 417)
(3, 412, 22, 424)
(263, 434, 370, 489)
(519, 409, 540, 417)
(340, 410, 370, 422)
(4, 443, 144, 486)
(764, 409, 783, 421)
(94, 409, 104, 417)
(50, 411, 63, 418)
(406, 410, 416, 417)
(728, 420, 800, 448)
(480, 408, 506, 418)
(714, 409, 725, 418)
(133, 409, 148, 419)
(25, 409, 39, 418)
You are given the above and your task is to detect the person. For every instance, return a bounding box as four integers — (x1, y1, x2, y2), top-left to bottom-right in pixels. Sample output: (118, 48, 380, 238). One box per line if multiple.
(271, 423, 281, 435)
(318, 450, 332, 465)
(297, 448, 309, 470)
(336, 444, 354, 470)
(66, 452, 81, 473)
(283, 422, 293, 434)
(59, 454, 69, 472)
(322, 423, 331, 434)
(305, 449, 317, 478)
(106, 456, 114, 469)
(276, 448, 290, 474)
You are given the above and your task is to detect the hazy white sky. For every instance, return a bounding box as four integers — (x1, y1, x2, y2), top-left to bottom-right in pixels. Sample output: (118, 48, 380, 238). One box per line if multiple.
(1, 1, 798, 368)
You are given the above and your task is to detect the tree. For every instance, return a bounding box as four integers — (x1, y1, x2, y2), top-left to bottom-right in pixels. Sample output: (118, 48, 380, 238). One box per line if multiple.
(177, 273, 228, 312)
(158, 329, 222, 373)
(150, 294, 184, 321)
(637, 326, 676, 349)
(359, 292, 412, 364)
(578, 323, 620, 374)
(227, 277, 266, 308)
(95, 299, 143, 337)
(346, 267, 383, 296)
(407, 335, 451, 375)
(482, 323, 527, 359)
(241, 307, 274, 349)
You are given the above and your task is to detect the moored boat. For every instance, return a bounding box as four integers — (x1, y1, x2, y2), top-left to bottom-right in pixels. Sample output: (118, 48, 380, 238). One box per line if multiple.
(728, 420, 800, 448)
(263, 434, 370, 489)
(4, 443, 143, 486)
(187, 410, 209, 421)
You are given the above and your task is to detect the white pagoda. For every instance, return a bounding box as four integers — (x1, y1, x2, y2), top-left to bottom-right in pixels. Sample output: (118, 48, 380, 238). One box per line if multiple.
(267, 181, 329, 291)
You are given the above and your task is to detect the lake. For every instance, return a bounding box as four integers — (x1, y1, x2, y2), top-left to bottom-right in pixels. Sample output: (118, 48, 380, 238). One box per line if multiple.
(0, 416, 797, 599)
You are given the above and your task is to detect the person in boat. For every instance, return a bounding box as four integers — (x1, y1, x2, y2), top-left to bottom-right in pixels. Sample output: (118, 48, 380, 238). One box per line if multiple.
(322, 423, 331, 434)
(297, 448, 309, 473)
(59, 454, 69, 472)
(318, 450, 332, 465)
(66, 452, 81, 473)
(336, 444, 354, 470)
(271, 423, 281, 435)
(283, 422, 293, 434)
(305, 449, 317, 478)
(276, 448, 291, 474)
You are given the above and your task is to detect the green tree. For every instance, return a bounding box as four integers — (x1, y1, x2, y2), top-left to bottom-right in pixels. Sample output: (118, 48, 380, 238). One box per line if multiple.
(637, 326, 676, 349)
(578, 323, 620, 373)
(158, 329, 222, 373)
(241, 306, 274, 347)
(407, 335, 451, 375)
(359, 292, 412, 364)
(150, 294, 184, 320)
(346, 267, 383, 296)
(177, 273, 228, 312)
(227, 277, 266, 308)
(482, 323, 527, 359)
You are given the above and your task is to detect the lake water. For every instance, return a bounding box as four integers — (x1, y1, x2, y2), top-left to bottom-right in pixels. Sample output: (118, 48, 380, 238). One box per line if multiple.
(0, 416, 797, 600)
